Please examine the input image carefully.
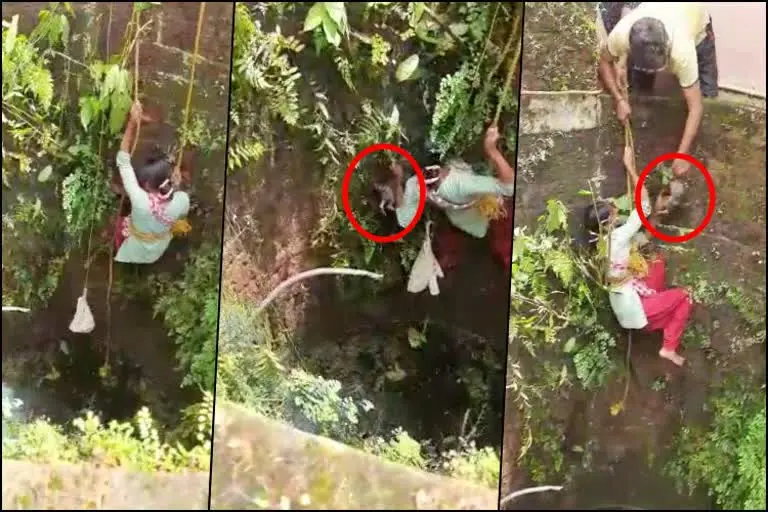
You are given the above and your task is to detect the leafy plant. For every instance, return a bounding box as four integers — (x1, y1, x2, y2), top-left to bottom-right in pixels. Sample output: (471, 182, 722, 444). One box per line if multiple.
(441, 441, 500, 489)
(3, 401, 210, 472)
(667, 379, 766, 510)
(152, 244, 222, 391)
(365, 428, 426, 469)
(303, 2, 349, 48)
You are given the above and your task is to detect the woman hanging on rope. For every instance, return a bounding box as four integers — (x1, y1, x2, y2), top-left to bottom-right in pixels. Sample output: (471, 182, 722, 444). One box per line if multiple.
(113, 101, 191, 264)
(585, 144, 693, 367)
(379, 124, 516, 273)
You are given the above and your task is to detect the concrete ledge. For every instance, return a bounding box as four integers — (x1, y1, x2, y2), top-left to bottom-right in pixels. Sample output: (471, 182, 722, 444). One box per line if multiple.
(210, 401, 499, 510)
(1, 459, 209, 510)
(520, 92, 603, 135)
(519, 88, 765, 135)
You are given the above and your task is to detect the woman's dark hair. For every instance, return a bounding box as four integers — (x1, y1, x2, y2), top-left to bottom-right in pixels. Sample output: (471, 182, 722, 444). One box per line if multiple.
(584, 200, 614, 247)
(136, 147, 174, 198)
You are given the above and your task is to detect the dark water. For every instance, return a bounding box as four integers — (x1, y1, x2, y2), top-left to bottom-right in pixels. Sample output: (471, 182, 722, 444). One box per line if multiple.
(2, 330, 144, 426)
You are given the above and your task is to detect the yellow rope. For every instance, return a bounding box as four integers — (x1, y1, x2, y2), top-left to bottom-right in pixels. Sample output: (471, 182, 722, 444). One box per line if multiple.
(492, 9, 523, 127)
(106, 6, 143, 366)
(170, 1, 206, 238)
(476, 6, 522, 221)
(613, 89, 642, 416)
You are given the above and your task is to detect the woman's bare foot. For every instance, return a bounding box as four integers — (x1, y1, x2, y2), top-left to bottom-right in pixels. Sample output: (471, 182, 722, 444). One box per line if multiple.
(659, 348, 685, 366)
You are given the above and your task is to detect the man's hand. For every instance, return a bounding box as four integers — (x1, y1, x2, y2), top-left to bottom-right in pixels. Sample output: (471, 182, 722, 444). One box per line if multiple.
(672, 158, 691, 177)
(616, 97, 632, 124)
(484, 125, 500, 152)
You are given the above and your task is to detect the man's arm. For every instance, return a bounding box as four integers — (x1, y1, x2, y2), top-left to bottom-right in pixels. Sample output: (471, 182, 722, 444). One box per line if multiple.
(599, 20, 632, 123)
(673, 82, 703, 176)
(599, 49, 625, 102)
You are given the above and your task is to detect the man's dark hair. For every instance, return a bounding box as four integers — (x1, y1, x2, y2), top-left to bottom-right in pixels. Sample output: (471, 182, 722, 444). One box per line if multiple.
(629, 17, 669, 72)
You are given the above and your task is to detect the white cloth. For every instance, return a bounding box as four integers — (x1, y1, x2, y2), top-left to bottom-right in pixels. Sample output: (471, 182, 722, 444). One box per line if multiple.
(69, 289, 95, 334)
(407, 221, 444, 296)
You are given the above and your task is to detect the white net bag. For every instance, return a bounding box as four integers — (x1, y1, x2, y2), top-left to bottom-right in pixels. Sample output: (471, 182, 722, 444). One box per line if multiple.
(407, 221, 444, 296)
(69, 288, 95, 334)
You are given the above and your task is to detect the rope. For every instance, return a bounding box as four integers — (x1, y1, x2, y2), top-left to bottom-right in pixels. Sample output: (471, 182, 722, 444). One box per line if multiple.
(492, 9, 523, 127)
(168, 1, 206, 238)
(472, 3, 501, 84)
(474, 6, 522, 222)
(177, 2, 205, 167)
(106, 7, 143, 364)
(612, 85, 636, 416)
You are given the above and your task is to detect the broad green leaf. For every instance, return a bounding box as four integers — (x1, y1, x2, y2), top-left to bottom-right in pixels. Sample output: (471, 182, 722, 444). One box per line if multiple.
(60, 14, 70, 46)
(577, 189, 593, 196)
(563, 337, 577, 353)
(303, 3, 325, 32)
(611, 193, 631, 213)
(364, 241, 375, 264)
(37, 165, 53, 182)
(395, 54, 419, 82)
(89, 61, 106, 82)
(323, 2, 347, 29)
(410, 2, 425, 27)
(321, 16, 341, 47)
(79, 96, 100, 130)
(389, 105, 400, 127)
(407, 327, 427, 349)
(544, 199, 568, 233)
(4, 15, 19, 55)
(134, 2, 155, 12)
(108, 92, 132, 134)
(101, 65, 121, 98)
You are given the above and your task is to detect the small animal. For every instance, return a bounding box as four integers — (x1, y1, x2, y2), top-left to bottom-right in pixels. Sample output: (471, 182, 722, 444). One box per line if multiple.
(655, 179, 686, 214)
(373, 182, 396, 213)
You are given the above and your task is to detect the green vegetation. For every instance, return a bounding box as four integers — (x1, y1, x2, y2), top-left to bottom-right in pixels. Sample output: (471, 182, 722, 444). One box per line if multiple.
(217, 299, 499, 488)
(667, 380, 766, 510)
(2, 2, 219, 472)
(2, 389, 211, 472)
(507, 198, 619, 483)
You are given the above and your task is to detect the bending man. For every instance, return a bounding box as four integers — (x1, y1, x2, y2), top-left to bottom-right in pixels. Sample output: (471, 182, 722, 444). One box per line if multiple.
(596, 2, 718, 177)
